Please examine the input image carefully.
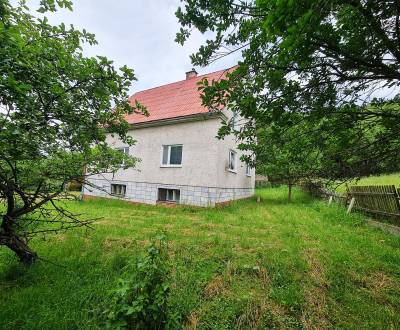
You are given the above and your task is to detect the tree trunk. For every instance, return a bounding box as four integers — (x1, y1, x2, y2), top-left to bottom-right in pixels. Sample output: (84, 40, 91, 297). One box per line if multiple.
(1, 216, 38, 264)
(288, 183, 293, 202)
(5, 235, 38, 264)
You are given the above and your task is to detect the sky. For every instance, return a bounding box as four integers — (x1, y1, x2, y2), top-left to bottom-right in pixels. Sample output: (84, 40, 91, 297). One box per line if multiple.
(28, 0, 240, 95)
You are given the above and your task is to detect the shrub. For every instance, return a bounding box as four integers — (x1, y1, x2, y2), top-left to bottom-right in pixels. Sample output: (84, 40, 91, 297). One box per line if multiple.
(104, 233, 173, 329)
(66, 180, 83, 192)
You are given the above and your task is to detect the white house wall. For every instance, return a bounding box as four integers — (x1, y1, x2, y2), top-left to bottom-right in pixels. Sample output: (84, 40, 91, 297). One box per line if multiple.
(84, 116, 255, 206)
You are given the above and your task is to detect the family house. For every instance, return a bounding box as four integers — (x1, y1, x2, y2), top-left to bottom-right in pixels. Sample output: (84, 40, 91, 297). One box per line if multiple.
(83, 68, 255, 206)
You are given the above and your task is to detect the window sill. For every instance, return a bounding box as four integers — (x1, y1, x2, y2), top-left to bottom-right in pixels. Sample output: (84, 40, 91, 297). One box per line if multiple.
(227, 169, 237, 174)
(246, 174, 252, 177)
(160, 165, 182, 168)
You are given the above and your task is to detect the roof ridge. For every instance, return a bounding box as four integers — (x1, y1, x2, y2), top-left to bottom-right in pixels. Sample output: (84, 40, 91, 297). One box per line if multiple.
(129, 66, 234, 98)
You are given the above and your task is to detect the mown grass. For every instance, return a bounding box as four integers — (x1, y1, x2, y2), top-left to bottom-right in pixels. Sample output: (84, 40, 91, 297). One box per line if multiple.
(336, 172, 400, 193)
(1, 187, 400, 329)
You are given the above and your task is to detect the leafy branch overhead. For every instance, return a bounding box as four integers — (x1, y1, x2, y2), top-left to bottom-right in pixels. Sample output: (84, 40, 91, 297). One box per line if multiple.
(176, 0, 400, 181)
(0, 0, 144, 263)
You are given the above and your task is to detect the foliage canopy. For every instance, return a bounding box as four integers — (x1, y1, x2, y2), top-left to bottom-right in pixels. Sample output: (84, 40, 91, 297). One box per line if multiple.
(176, 0, 400, 181)
(0, 0, 143, 263)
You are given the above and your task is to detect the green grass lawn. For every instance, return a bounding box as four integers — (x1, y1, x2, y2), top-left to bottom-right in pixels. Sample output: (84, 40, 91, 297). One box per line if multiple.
(336, 172, 400, 193)
(1, 187, 400, 329)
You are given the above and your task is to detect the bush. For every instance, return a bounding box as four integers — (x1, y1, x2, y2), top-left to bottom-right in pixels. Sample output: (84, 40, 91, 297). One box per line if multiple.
(66, 180, 83, 192)
(104, 233, 174, 329)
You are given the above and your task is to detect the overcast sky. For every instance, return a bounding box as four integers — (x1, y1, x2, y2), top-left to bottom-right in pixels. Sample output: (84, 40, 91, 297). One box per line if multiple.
(29, 0, 239, 95)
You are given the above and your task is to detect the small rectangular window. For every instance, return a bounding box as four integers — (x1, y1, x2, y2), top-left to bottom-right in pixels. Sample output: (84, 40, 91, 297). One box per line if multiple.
(246, 164, 252, 176)
(111, 184, 126, 197)
(228, 150, 237, 172)
(116, 147, 129, 155)
(116, 147, 129, 166)
(161, 145, 182, 166)
(158, 188, 180, 203)
(231, 111, 239, 131)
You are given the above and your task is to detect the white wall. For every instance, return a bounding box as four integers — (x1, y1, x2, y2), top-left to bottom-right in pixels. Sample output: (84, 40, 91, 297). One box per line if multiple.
(216, 109, 255, 189)
(90, 115, 255, 190)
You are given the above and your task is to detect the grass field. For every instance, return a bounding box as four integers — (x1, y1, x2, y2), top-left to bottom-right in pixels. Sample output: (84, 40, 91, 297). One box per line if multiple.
(336, 173, 400, 193)
(1, 187, 400, 329)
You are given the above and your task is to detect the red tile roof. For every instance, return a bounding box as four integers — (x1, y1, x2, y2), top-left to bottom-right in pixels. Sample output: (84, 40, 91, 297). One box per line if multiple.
(125, 68, 231, 124)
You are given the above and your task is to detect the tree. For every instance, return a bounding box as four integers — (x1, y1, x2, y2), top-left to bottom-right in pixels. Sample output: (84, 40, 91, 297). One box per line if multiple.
(0, 0, 144, 263)
(175, 0, 400, 180)
(253, 124, 321, 201)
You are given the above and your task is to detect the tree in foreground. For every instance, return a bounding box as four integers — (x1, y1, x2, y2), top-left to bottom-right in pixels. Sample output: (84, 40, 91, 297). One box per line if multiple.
(0, 0, 143, 263)
(176, 0, 400, 181)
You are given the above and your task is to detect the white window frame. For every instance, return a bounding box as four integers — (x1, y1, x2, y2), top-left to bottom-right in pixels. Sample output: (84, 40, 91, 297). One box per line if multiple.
(160, 144, 183, 167)
(246, 164, 252, 177)
(116, 147, 129, 165)
(228, 149, 237, 173)
(231, 111, 240, 131)
(116, 147, 129, 154)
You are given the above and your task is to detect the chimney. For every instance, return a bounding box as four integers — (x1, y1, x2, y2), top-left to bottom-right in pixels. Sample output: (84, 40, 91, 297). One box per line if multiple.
(185, 68, 198, 79)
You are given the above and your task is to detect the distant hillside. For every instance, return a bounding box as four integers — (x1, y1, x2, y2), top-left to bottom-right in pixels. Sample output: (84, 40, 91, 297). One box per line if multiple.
(336, 173, 400, 193)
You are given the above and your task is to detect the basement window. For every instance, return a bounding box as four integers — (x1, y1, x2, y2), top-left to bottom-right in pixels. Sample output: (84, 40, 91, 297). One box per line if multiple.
(111, 184, 126, 197)
(161, 145, 183, 166)
(158, 188, 180, 203)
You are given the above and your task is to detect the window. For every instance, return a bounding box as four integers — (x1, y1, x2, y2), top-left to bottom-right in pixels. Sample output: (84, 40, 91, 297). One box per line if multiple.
(158, 188, 180, 203)
(228, 150, 237, 172)
(116, 147, 129, 155)
(161, 145, 182, 166)
(116, 147, 129, 165)
(231, 111, 240, 131)
(111, 184, 126, 197)
(246, 164, 252, 177)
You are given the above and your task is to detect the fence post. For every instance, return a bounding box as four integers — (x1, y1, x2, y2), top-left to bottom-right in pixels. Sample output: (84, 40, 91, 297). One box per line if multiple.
(347, 197, 355, 214)
(394, 186, 400, 214)
(328, 195, 333, 206)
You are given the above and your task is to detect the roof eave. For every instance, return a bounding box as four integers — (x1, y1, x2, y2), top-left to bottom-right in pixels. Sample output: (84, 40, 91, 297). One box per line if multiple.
(128, 111, 227, 129)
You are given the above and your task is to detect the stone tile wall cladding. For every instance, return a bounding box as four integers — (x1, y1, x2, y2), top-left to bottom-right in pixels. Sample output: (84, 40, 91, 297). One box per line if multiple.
(83, 178, 254, 207)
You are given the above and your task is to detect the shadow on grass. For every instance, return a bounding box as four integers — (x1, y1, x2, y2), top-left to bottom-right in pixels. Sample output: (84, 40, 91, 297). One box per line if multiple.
(1, 262, 36, 288)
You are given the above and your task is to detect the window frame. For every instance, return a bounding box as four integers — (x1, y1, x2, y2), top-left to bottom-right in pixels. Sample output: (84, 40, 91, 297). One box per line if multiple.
(231, 111, 240, 131)
(158, 188, 180, 203)
(166, 189, 180, 202)
(228, 149, 237, 173)
(111, 184, 126, 197)
(246, 163, 252, 177)
(160, 144, 183, 167)
(115, 147, 129, 166)
(115, 147, 129, 154)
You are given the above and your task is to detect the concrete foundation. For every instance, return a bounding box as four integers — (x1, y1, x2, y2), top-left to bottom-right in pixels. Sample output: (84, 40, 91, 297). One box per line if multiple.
(83, 178, 254, 207)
